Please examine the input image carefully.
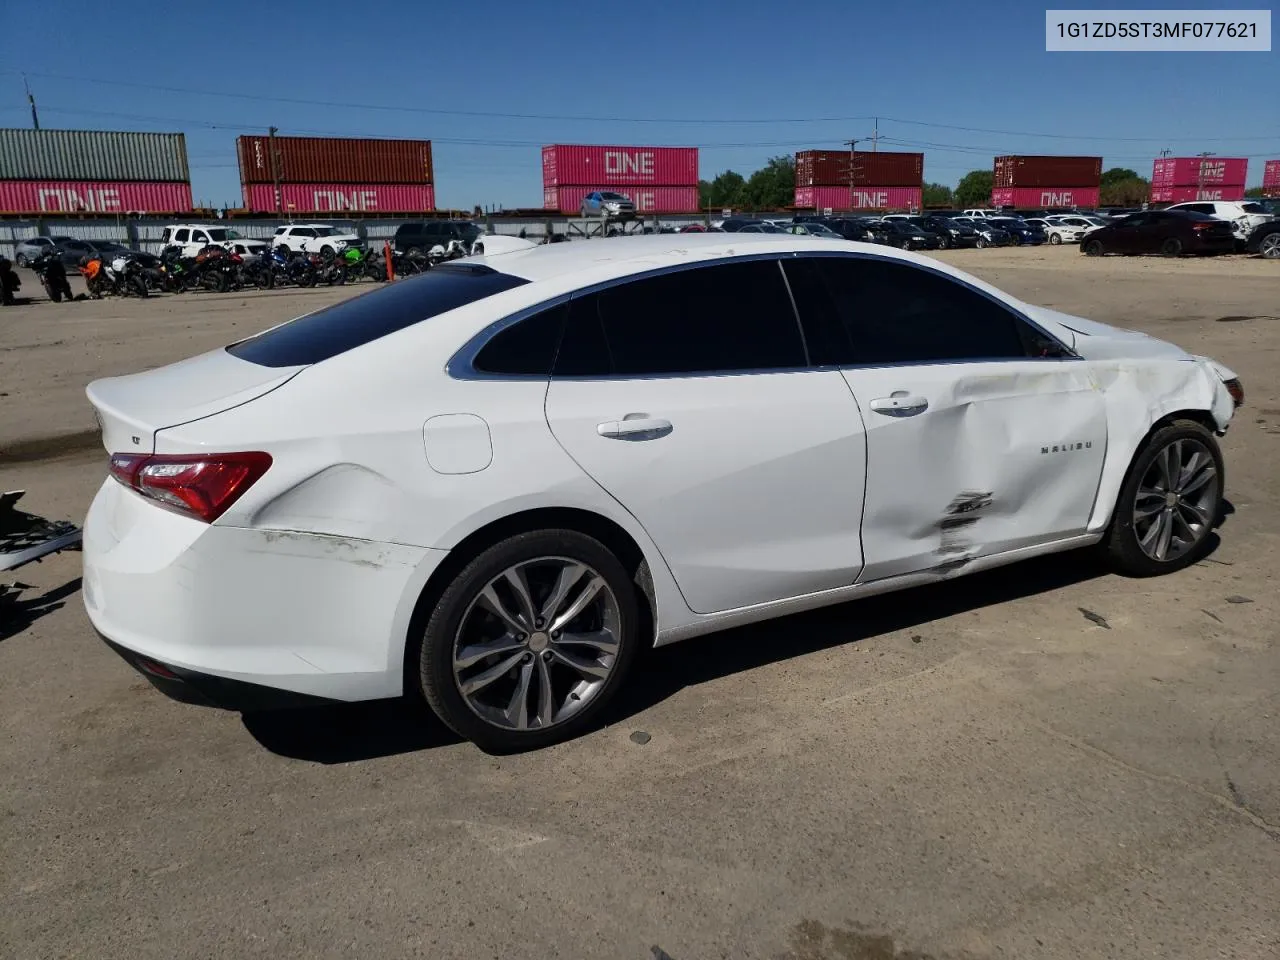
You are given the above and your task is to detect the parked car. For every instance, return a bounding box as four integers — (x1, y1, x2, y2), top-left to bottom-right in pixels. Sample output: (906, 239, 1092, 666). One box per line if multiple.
(1023, 218, 1084, 245)
(719, 217, 766, 233)
(271, 223, 361, 256)
(580, 191, 636, 219)
(1081, 210, 1236, 257)
(1163, 201, 1273, 241)
(953, 218, 1012, 248)
(393, 221, 484, 257)
(906, 215, 977, 249)
(160, 224, 252, 259)
(228, 240, 269, 260)
(83, 234, 1244, 751)
(781, 222, 844, 239)
(1244, 218, 1280, 259)
(15, 235, 73, 266)
(813, 218, 881, 243)
(878, 220, 941, 250)
(55, 238, 154, 268)
(1046, 214, 1108, 236)
(962, 208, 1000, 219)
(989, 217, 1047, 246)
(738, 223, 786, 234)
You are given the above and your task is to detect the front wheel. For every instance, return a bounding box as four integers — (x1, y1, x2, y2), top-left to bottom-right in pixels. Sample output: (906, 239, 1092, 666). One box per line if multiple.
(1049, 233, 1062, 245)
(16, 253, 28, 267)
(1103, 420, 1223, 577)
(975, 237, 988, 249)
(936, 235, 949, 250)
(1083, 238, 1104, 256)
(418, 529, 642, 752)
(1257, 232, 1280, 259)
(1161, 237, 1182, 258)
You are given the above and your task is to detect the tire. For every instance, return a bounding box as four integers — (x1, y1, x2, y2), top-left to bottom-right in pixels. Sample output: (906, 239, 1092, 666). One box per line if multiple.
(132, 276, 148, 298)
(406, 247, 422, 259)
(1259, 232, 1280, 260)
(1103, 419, 1223, 577)
(321, 245, 335, 258)
(277, 244, 290, 254)
(46, 284, 62, 304)
(975, 237, 987, 249)
(1049, 233, 1062, 245)
(1083, 238, 1104, 257)
(418, 529, 641, 752)
(1160, 237, 1182, 258)
(16, 253, 28, 267)
(936, 235, 949, 250)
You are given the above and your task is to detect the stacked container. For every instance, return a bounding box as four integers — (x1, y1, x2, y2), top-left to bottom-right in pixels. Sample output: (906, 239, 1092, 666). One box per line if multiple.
(1264, 160, 1280, 198)
(1150, 157, 1248, 203)
(794, 150, 923, 211)
(237, 136, 435, 214)
(542, 145, 699, 214)
(991, 155, 1101, 208)
(0, 129, 193, 214)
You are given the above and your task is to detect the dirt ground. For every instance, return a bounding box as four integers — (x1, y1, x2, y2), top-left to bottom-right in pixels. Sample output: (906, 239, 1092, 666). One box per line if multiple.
(2, 246, 1278, 960)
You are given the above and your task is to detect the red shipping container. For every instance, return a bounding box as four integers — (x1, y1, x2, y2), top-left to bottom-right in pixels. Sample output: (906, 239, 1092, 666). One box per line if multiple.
(795, 151, 923, 187)
(542, 145, 697, 187)
(237, 136, 433, 185)
(242, 182, 435, 214)
(794, 186, 922, 211)
(1152, 157, 1248, 186)
(0, 179, 193, 214)
(994, 156, 1101, 188)
(1149, 184, 1246, 203)
(1262, 160, 1280, 195)
(544, 185, 698, 214)
(991, 186, 1101, 208)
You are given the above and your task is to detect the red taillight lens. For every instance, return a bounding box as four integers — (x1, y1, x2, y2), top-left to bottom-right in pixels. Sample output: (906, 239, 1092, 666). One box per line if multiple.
(1224, 378, 1244, 408)
(109, 451, 272, 523)
(1192, 222, 1215, 231)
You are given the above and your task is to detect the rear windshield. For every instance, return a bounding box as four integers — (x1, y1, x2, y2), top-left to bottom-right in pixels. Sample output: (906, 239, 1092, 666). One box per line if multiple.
(227, 264, 529, 367)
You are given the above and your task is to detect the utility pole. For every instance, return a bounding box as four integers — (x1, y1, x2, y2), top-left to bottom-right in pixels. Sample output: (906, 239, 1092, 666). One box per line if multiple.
(268, 126, 283, 217)
(1196, 150, 1214, 200)
(844, 139, 859, 212)
(1159, 148, 1172, 158)
(871, 117, 879, 152)
(23, 75, 39, 130)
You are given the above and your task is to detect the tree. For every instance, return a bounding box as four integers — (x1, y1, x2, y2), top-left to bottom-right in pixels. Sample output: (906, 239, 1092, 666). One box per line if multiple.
(698, 179, 713, 209)
(922, 182, 953, 206)
(954, 169, 994, 208)
(741, 155, 795, 209)
(1244, 186, 1265, 198)
(1101, 167, 1143, 186)
(1100, 177, 1151, 206)
(705, 170, 746, 209)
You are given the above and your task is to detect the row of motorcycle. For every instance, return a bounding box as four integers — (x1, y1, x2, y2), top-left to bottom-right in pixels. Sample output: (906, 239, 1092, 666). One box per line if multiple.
(19, 242, 451, 303)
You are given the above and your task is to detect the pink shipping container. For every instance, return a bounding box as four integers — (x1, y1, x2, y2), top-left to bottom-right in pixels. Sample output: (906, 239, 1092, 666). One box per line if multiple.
(1149, 184, 1246, 204)
(542, 145, 698, 187)
(242, 182, 435, 214)
(543, 185, 699, 214)
(1151, 157, 1247, 186)
(991, 186, 1100, 208)
(794, 185, 923, 211)
(0, 179, 193, 214)
(1263, 160, 1280, 196)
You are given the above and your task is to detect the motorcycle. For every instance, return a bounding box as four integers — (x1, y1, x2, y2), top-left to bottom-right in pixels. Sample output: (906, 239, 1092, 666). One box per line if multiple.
(356, 247, 389, 282)
(0, 256, 21, 305)
(192, 245, 241, 292)
(312, 252, 347, 286)
(392, 249, 430, 277)
(237, 250, 276, 290)
(104, 255, 149, 297)
(29, 253, 73, 302)
(282, 250, 318, 287)
(159, 246, 197, 292)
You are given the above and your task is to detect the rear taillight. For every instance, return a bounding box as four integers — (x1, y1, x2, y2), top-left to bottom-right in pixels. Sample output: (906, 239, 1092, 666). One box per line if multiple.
(1192, 222, 1215, 231)
(109, 451, 272, 523)
(1224, 378, 1245, 408)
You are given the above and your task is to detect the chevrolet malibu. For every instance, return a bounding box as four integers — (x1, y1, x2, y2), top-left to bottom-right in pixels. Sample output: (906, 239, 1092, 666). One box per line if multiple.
(84, 234, 1244, 750)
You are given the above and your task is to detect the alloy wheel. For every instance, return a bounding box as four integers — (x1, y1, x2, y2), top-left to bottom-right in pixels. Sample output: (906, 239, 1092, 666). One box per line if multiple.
(1260, 232, 1280, 259)
(452, 557, 622, 731)
(1132, 438, 1219, 563)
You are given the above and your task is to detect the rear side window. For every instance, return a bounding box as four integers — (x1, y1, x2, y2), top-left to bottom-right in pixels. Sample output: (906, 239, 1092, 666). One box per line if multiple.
(784, 256, 1031, 366)
(228, 264, 529, 367)
(472, 303, 568, 375)
(554, 259, 806, 377)
(174, 229, 189, 242)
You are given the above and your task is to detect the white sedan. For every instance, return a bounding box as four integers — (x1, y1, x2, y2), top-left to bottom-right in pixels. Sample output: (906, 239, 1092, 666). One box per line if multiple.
(1024, 218, 1083, 245)
(83, 235, 1244, 750)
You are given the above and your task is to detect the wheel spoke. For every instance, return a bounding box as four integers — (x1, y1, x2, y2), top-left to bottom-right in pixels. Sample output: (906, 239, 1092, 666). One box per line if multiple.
(1154, 510, 1174, 561)
(540, 562, 587, 624)
(1134, 490, 1165, 520)
(1139, 509, 1167, 554)
(535, 657, 555, 727)
(1170, 508, 1197, 546)
(477, 585, 528, 636)
(459, 650, 526, 696)
(1158, 441, 1181, 490)
(556, 628, 619, 657)
(504, 661, 535, 730)
(552, 648, 611, 681)
(550, 577, 604, 633)
(503, 567, 539, 628)
(1179, 460, 1216, 497)
(1178, 498, 1212, 527)
(455, 635, 524, 670)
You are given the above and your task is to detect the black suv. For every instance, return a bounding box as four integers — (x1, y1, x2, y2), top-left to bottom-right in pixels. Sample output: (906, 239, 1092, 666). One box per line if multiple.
(393, 221, 483, 255)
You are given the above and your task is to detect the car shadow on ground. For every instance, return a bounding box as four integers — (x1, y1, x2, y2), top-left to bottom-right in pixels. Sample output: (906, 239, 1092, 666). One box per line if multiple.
(1, 577, 82, 642)
(242, 548, 1133, 763)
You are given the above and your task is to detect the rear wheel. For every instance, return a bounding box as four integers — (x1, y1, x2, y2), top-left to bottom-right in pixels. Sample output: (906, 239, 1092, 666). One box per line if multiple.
(16, 253, 28, 267)
(1103, 420, 1222, 577)
(1259, 232, 1280, 259)
(1161, 237, 1183, 258)
(1083, 238, 1104, 256)
(418, 529, 641, 752)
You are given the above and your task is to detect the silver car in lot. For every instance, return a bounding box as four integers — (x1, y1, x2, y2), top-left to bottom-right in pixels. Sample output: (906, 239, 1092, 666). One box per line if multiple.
(14, 235, 73, 266)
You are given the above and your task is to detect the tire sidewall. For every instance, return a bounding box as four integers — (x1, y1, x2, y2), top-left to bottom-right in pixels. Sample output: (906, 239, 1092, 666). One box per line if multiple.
(419, 529, 642, 751)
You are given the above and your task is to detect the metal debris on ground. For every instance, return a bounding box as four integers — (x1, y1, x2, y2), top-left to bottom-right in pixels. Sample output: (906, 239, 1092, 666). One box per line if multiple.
(1224, 595, 1254, 604)
(630, 731, 652, 745)
(1078, 607, 1111, 629)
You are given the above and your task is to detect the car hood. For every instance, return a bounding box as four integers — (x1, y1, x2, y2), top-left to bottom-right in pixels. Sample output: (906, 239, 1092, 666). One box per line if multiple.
(1021, 304, 1194, 361)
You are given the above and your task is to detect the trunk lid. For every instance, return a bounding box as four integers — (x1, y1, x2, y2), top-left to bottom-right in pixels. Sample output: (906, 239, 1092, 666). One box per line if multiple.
(86, 347, 304, 454)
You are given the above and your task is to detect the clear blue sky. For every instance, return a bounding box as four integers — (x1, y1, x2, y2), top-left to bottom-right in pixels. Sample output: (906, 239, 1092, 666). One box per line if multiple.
(1, 0, 1275, 209)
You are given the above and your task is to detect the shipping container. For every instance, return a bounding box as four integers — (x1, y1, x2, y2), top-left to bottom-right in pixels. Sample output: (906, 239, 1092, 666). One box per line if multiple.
(0, 129, 189, 183)
(1149, 184, 1247, 204)
(542, 145, 698, 187)
(1260, 160, 1280, 196)
(0, 180, 194, 215)
(242, 182, 435, 214)
(794, 185, 923, 211)
(993, 156, 1102, 188)
(544, 185, 699, 214)
(991, 186, 1101, 208)
(794, 150, 923, 187)
(1151, 157, 1248, 186)
(237, 136, 434, 185)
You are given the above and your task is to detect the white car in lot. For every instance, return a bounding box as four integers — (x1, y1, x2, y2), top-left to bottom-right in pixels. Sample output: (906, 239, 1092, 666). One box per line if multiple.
(160, 224, 263, 258)
(83, 235, 1243, 750)
(1163, 201, 1273, 241)
(1024, 218, 1084, 245)
(271, 223, 360, 255)
(1047, 214, 1108, 237)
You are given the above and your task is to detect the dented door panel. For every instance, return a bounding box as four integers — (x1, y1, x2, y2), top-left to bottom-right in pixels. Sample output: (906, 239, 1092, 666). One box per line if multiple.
(844, 361, 1107, 582)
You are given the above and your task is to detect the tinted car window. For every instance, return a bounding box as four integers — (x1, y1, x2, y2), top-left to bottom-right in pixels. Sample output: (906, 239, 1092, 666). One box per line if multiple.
(783, 256, 1031, 366)
(228, 264, 529, 368)
(472, 303, 568, 375)
(555, 260, 806, 377)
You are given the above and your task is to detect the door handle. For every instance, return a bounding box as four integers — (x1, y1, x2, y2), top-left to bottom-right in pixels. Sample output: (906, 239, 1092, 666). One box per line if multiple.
(868, 395, 929, 416)
(597, 416, 673, 441)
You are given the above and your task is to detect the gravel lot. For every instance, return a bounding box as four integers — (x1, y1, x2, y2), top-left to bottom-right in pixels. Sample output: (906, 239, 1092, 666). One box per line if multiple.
(2, 246, 1278, 959)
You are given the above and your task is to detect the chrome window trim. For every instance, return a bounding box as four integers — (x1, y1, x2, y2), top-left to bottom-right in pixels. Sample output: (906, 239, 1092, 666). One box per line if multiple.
(445, 249, 1079, 382)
